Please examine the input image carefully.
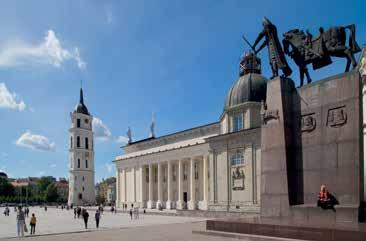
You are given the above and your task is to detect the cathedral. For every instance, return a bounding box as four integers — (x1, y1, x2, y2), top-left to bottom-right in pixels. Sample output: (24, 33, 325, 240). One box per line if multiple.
(114, 52, 265, 212)
(68, 88, 95, 206)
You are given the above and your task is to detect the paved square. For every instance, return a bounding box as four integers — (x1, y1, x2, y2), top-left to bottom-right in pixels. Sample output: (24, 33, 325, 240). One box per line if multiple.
(0, 207, 205, 239)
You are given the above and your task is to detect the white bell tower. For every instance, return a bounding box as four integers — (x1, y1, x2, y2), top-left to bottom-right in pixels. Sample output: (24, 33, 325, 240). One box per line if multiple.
(68, 88, 95, 206)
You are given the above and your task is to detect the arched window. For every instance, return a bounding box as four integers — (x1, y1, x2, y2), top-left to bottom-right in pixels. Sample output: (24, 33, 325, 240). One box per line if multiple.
(77, 136, 80, 148)
(85, 137, 89, 149)
(85, 160, 88, 168)
(70, 137, 73, 148)
(77, 159, 80, 168)
(77, 118, 81, 128)
(233, 114, 243, 132)
(230, 150, 244, 166)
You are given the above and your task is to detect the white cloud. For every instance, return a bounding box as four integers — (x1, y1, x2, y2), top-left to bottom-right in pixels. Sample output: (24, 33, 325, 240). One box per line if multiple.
(16, 131, 55, 151)
(0, 83, 26, 111)
(92, 117, 112, 140)
(50, 164, 56, 168)
(39, 171, 45, 176)
(0, 30, 86, 70)
(105, 163, 113, 174)
(1, 152, 8, 157)
(116, 135, 129, 145)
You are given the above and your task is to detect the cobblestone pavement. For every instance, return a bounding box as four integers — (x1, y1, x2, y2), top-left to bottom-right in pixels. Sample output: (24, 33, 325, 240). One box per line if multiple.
(0, 207, 206, 239)
(0, 220, 242, 241)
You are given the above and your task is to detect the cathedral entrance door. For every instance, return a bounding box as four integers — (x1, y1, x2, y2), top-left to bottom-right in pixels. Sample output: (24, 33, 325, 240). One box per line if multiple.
(183, 192, 188, 209)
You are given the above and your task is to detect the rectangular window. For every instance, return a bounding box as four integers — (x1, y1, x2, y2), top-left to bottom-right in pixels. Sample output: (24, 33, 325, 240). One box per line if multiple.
(77, 159, 80, 168)
(77, 119, 81, 128)
(163, 166, 166, 183)
(77, 136, 80, 148)
(233, 114, 243, 132)
(85, 137, 89, 149)
(194, 161, 199, 180)
(154, 167, 158, 183)
(85, 160, 88, 168)
(172, 164, 176, 182)
(230, 150, 245, 166)
(183, 163, 187, 180)
(145, 167, 149, 183)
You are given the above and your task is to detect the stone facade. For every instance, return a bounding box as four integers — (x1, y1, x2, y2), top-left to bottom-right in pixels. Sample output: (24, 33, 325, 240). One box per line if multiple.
(114, 53, 265, 213)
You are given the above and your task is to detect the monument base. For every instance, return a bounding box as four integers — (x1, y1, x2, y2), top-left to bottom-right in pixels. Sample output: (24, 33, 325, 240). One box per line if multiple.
(205, 216, 366, 241)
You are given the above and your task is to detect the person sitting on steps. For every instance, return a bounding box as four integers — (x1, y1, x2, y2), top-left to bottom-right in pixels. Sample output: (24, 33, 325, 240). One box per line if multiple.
(317, 184, 338, 212)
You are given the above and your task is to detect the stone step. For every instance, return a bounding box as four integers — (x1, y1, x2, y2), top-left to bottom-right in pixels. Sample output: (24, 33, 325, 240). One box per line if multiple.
(193, 230, 306, 241)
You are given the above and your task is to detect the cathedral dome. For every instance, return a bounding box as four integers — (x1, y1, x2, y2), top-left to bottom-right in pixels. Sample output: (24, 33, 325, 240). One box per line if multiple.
(0, 171, 7, 179)
(224, 52, 267, 110)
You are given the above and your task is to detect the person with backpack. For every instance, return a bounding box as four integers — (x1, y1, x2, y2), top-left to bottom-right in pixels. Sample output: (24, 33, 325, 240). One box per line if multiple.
(95, 210, 101, 228)
(30, 213, 37, 235)
(82, 209, 89, 229)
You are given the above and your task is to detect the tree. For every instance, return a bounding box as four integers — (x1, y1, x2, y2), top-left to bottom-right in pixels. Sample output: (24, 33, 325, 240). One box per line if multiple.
(44, 183, 59, 203)
(0, 177, 15, 197)
(37, 177, 54, 195)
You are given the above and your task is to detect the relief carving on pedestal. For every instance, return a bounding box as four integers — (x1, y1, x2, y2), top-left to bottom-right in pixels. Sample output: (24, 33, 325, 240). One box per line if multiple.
(300, 113, 316, 133)
(262, 109, 279, 124)
(327, 106, 347, 128)
(232, 167, 245, 191)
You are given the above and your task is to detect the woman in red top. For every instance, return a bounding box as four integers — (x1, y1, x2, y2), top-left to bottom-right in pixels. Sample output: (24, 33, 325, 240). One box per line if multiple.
(317, 184, 337, 212)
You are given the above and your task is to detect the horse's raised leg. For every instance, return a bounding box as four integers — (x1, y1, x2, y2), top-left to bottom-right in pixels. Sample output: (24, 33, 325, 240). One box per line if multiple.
(299, 67, 304, 86)
(304, 67, 312, 84)
(344, 48, 357, 71)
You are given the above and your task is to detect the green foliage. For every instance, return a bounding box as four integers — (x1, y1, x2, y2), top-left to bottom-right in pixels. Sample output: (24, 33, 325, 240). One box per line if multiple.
(44, 183, 59, 202)
(37, 176, 54, 196)
(0, 177, 14, 196)
(95, 194, 105, 205)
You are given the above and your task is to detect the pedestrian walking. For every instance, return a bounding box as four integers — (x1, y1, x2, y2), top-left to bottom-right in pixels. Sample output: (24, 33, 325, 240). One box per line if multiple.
(82, 209, 89, 229)
(3, 206, 9, 216)
(95, 210, 101, 228)
(129, 208, 133, 220)
(30, 213, 37, 235)
(74, 208, 77, 218)
(16, 206, 26, 238)
(77, 207, 81, 218)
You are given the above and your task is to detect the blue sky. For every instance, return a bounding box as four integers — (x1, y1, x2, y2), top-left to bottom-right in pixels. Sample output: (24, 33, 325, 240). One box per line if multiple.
(0, 0, 365, 182)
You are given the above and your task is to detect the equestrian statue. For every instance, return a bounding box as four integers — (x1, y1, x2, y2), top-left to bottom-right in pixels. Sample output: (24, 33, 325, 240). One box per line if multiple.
(283, 24, 361, 86)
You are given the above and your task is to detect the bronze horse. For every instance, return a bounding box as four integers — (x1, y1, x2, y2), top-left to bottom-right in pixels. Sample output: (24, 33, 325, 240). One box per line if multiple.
(283, 24, 361, 86)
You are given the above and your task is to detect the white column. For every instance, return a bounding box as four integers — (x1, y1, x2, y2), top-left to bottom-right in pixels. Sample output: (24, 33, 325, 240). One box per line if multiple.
(166, 161, 172, 209)
(116, 168, 120, 208)
(176, 159, 183, 209)
(188, 158, 196, 210)
(122, 168, 127, 203)
(156, 163, 163, 209)
(201, 156, 209, 210)
(132, 166, 136, 204)
(139, 165, 145, 208)
(147, 164, 155, 209)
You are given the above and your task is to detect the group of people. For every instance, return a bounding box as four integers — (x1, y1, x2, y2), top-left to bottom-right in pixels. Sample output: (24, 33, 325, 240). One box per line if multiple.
(73, 206, 102, 229)
(15, 206, 37, 238)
